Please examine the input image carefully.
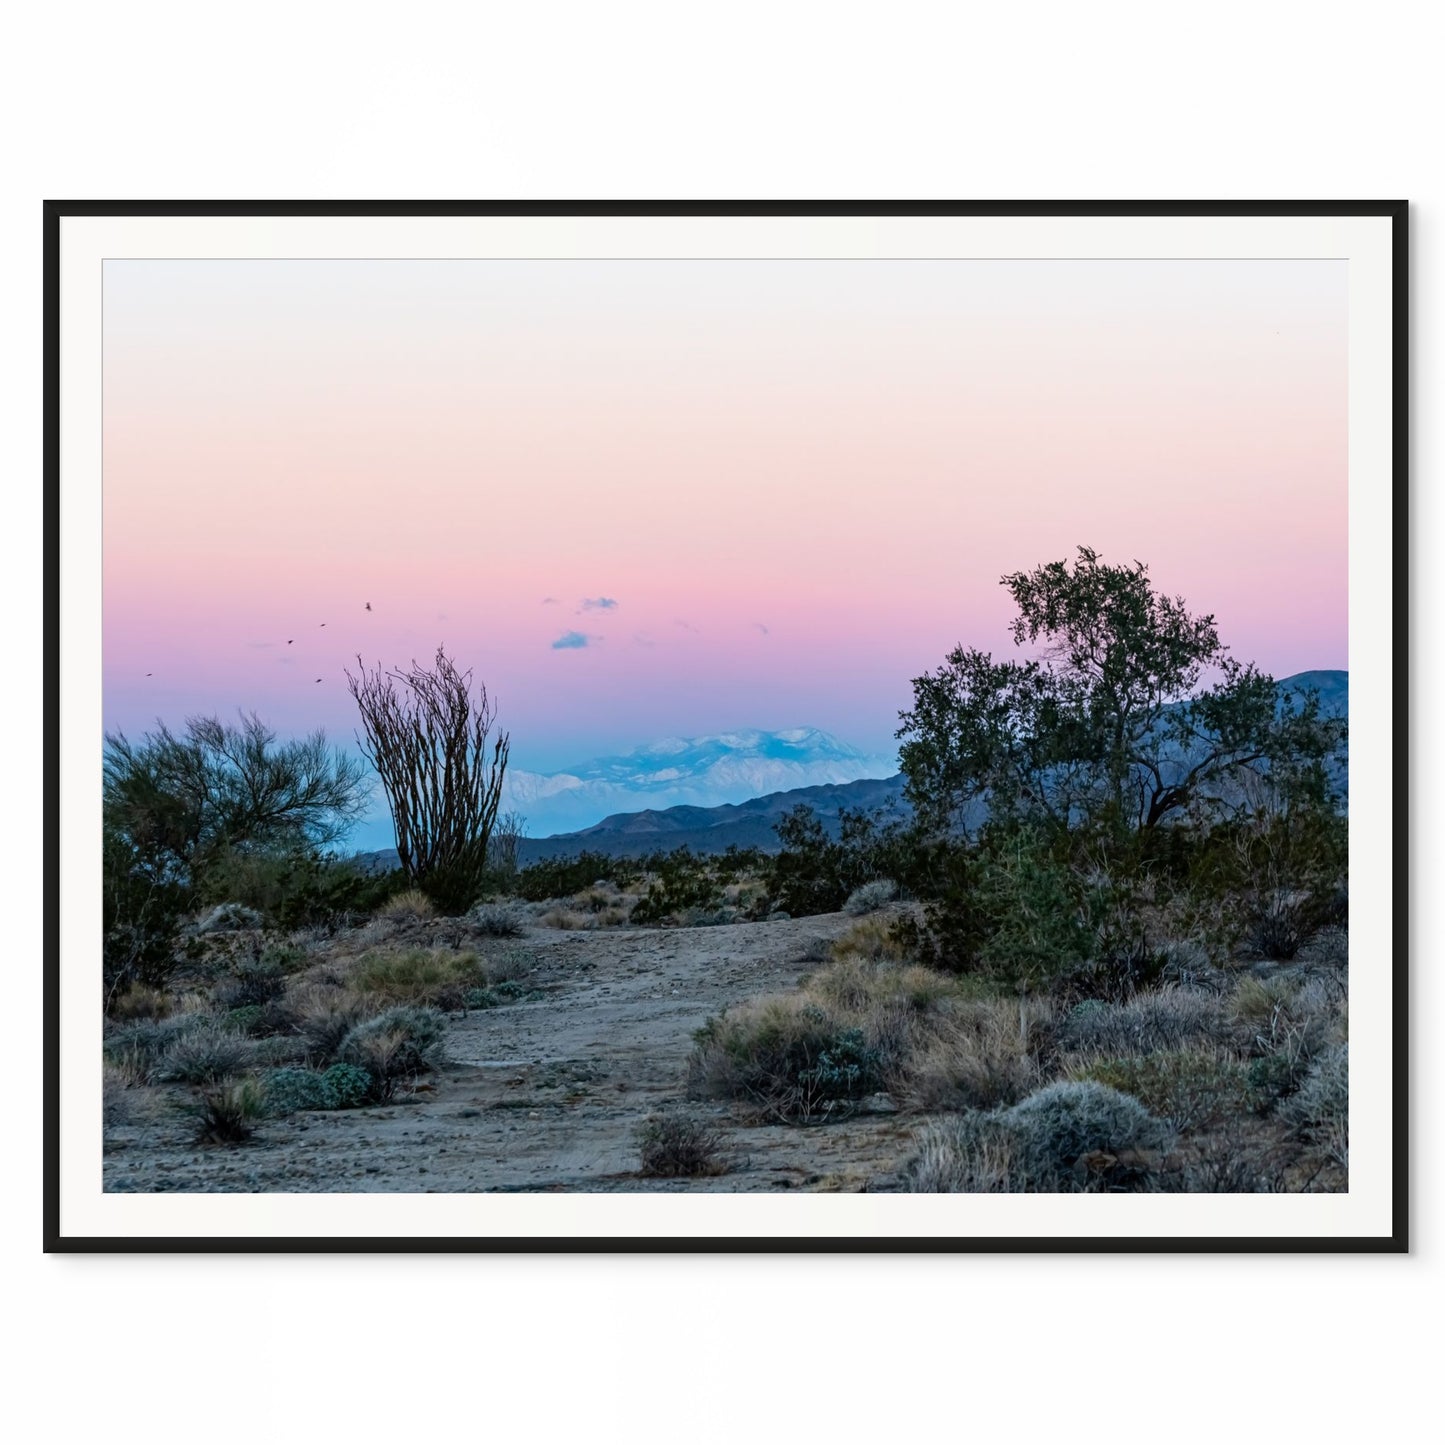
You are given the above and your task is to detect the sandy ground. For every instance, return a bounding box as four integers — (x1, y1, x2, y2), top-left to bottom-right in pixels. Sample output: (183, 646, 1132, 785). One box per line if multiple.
(103, 912, 917, 1193)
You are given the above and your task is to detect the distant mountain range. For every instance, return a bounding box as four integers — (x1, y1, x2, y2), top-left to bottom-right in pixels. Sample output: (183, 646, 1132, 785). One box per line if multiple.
(501, 726, 896, 836)
(350, 672, 1346, 870)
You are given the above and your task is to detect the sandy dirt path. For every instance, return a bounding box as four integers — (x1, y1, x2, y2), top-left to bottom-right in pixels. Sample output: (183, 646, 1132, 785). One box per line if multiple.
(104, 913, 917, 1194)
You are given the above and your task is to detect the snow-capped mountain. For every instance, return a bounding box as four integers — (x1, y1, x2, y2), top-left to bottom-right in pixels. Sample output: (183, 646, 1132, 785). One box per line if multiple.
(503, 727, 897, 836)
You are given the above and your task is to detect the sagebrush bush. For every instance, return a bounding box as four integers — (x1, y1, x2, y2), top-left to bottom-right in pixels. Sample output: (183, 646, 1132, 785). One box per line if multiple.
(469, 902, 529, 937)
(104, 1015, 197, 1083)
(151, 1024, 255, 1085)
(1002, 1081, 1171, 1188)
(688, 997, 882, 1122)
(844, 879, 898, 916)
(351, 947, 486, 1006)
(338, 1006, 446, 1098)
(637, 1114, 728, 1177)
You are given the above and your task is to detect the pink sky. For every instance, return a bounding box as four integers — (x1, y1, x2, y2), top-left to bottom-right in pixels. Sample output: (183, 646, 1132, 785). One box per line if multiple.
(103, 259, 1346, 773)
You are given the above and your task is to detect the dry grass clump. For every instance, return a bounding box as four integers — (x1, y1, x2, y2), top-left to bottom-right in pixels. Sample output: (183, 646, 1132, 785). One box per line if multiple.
(103, 1063, 133, 1130)
(637, 1113, 729, 1177)
(109, 984, 173, 1021)
(830, 914, 912, 963)
(539, 907, 592, 930)
(1067, 1048, 1251, 1133)
(899, 997, 1054, 1111)
(907, 1081, 1171, 1193)
(1057, 989, 1234, 1057)
(377, 889, 436, 921)
(188, 1078, 267, 1144)
(350, 947, 486, 1006)
(288, 986, 371, 1065)
(1280, 1042, 1348, 1167)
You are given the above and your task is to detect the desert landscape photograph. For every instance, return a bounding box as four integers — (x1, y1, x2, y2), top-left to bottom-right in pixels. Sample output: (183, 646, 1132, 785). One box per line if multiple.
(98, 255, 1350, 1198)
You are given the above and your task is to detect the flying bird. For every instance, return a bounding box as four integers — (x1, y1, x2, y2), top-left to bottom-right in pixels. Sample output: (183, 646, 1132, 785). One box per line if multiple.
(145, 672, 152, 677)
(365, 602, 372, 612)
(315, 677, 323, 683)
(319, 622, 326, 628)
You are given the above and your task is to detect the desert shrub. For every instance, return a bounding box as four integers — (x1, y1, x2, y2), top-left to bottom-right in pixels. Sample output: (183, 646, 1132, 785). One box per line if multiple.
(196, 902, 265, 934)
(1280, 1043, 1348, 1165)
(1070, 1049, 1251, 1133)
(637, 1114, 728, 1178)
(1001, 1081, 1171, 1190)
(470, 902, 529, 937)
(151, 1024, 256, 1085)
(1234, 974, 1345, 1109)
(104, 1015, 198, 1083)
(264, 1066, 332, 1113)
(482, 947, 533, 984)
(844, 879, 898, 916)
(291, 992, 370, 1065)
(215, 954, 287, 1010)
(102, 1064, 134, 1131)
(351, 947, 486, 1006)
(688, 997, 882, 1122)
(766, 806, 892, 918)
(338, 1006, 446, 1099)
(631, 849, 724, 925)
(265, 1062, 374, 1114)
(515, 852, 639, 902)
(1057, 989, 1233, 1057)
(378, 888, 436, 921)
(830, 915, 912, 963)
(189, 1079, 267, 1144)
(198, 849, 404, 930)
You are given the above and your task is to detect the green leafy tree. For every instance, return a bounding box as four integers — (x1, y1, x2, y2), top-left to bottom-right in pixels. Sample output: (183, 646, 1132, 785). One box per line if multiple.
(103, 713, 370, 883)
(897, 547, 1345, 838)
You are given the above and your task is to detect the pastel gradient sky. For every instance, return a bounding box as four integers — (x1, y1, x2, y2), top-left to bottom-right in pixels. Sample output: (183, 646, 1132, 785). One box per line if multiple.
(103, 258, 1346, 781)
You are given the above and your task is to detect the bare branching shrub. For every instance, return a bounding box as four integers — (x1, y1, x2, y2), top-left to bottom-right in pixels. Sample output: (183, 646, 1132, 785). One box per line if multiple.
(488, 810, 528, 878)
(637, 1114, 729, 1177)
(377, 889, 436, 921)
(844, 879, 898, 916)
(348, 648, 510, 914)
(291, 990, 371, 1065)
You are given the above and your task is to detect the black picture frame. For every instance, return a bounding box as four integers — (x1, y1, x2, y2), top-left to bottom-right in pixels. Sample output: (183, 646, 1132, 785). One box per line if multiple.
(44, 199, 1409, 1253)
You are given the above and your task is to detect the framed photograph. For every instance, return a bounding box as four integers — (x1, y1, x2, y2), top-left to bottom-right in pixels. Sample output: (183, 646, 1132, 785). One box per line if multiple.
(46, 201, 1407, 1251)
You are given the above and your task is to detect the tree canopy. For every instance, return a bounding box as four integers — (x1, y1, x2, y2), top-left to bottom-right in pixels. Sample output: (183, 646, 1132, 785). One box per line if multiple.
(897, 547, 1345, 837)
